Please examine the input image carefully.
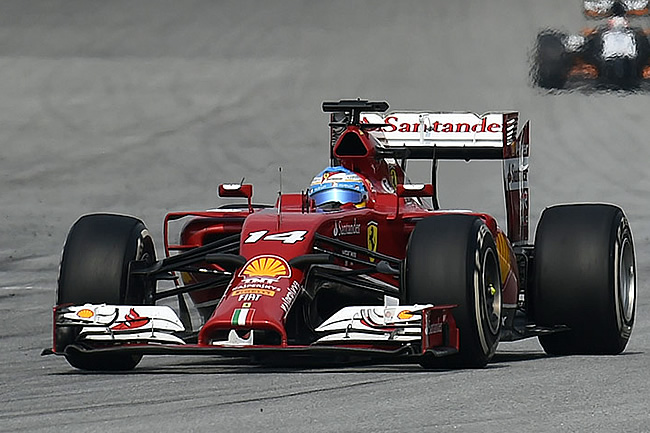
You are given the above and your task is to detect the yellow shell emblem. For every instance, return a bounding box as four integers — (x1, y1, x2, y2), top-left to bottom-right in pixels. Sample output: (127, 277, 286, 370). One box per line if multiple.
(76, 309, 94, 319)
(241, 256, 290, 278)
(397, 310, 413, 320)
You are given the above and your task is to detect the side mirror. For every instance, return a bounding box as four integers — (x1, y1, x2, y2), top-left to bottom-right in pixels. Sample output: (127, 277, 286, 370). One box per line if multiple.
(396, 183, 434, 198)
(218, 183, 253, 212)
(218, 183, 253, 198)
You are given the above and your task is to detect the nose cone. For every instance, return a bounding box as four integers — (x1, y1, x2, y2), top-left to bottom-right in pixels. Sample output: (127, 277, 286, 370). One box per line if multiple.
(198, 254, 305, 346)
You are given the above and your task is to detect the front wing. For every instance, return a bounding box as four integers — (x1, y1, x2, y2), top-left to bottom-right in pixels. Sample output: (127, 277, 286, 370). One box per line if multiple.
(45, 303, 459, 364)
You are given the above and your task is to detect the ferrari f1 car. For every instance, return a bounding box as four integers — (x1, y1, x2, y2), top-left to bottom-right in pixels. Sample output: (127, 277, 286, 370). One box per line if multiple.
(534, 2, 650, 89)
(44, 99, 637, 370)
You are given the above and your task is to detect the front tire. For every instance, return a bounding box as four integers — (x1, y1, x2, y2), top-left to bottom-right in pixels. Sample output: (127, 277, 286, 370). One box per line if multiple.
(57, 213, 156, 370)
(405, 215, 502, 369)
(535, 32, 571, 89)
(532, 204, 636, 355)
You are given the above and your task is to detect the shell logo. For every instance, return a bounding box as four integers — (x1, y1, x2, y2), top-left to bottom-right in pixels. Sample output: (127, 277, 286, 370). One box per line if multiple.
(76, 309, 94, 319)
(397, 310, 414, 320)
(240, 255, 291, 279)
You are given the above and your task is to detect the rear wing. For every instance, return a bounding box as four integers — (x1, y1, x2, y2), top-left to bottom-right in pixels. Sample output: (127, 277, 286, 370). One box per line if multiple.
(361, 111, 519, 161)
(365, 111, 529, 243)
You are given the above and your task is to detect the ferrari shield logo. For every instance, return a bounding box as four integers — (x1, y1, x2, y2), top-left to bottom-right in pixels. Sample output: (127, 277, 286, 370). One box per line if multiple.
(367, 221, 378, 262)
(389, 167, 398, 189)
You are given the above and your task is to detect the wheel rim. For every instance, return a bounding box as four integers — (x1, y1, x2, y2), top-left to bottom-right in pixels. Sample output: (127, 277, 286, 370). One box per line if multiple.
(482, 249, 502, 335)
(619, 238, 635, 323)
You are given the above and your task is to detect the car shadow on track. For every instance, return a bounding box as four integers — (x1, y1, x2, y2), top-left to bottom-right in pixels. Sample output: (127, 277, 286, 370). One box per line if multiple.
(490, 350, 548, 364)
(50, 349, 645, 375)
(47, 350, 561, 375)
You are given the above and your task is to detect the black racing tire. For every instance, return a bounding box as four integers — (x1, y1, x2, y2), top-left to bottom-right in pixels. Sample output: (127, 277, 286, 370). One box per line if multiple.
(405, 215, 502, 369)
(535, 32, 571, 89)
(57, 213, 156, 371)
(601, 58, 639, 87)
(634, 31, 650, 79)
(532, 204, 636, 355)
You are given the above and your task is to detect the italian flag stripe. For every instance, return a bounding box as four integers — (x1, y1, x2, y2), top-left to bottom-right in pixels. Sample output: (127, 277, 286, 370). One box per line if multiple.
(232, 308, 251, 326)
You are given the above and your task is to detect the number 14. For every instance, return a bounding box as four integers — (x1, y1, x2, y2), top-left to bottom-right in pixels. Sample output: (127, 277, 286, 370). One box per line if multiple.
(244, 230, 307, 244)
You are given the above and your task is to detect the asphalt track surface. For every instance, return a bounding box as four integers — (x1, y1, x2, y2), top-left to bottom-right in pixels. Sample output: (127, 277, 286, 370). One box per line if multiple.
(1, 1, 650, 431)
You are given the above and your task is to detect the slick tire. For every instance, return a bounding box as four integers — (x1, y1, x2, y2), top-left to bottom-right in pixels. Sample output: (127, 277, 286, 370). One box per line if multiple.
(405, 215, 502, 369)
(535, 32, 570, 89)
(57, 213, 156, 371)
(532, 204, 636, 355)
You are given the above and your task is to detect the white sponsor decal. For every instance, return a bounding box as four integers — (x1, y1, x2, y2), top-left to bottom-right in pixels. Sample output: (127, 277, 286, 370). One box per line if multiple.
(333, 218, 361, 237)
(503, 157, 529, 191)
(280, 281, 301, 314)
(363, 112, 506, 148)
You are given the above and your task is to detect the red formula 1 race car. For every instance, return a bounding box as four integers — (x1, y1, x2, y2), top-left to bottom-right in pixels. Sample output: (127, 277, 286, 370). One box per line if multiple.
(43, 99, 637, 370)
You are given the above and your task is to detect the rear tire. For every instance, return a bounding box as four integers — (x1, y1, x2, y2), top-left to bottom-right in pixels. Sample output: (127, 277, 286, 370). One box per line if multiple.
(535, 32, 570, 89)
(57, 213, 156, 370)
(405, 215, 502, 369)
(532, 204, 636, 355)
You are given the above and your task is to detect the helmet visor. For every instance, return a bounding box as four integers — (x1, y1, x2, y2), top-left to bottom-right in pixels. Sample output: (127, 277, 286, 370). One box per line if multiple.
(310, 188, 365, 207)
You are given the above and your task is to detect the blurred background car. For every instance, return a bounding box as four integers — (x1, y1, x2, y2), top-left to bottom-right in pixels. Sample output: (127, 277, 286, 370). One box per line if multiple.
(584, 0, 649, 17)
(534, 1, 650, 89)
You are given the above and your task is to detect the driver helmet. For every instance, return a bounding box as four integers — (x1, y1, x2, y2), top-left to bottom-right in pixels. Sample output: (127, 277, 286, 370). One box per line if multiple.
(608, 16, 628, 29)
(308, 166, 368, 209)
